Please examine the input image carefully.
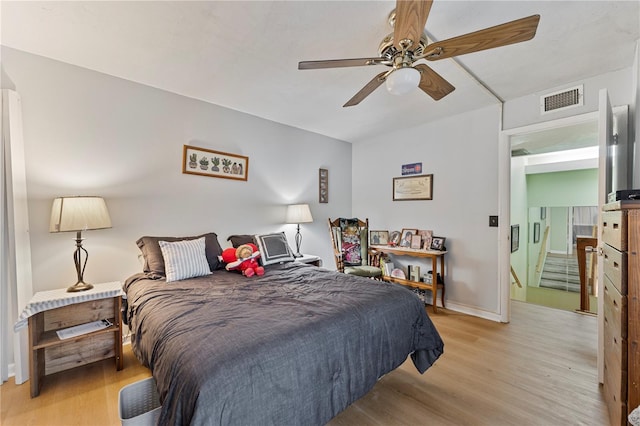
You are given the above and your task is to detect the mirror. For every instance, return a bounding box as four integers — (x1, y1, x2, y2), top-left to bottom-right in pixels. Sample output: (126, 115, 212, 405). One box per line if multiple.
(527, 206, 597, 292)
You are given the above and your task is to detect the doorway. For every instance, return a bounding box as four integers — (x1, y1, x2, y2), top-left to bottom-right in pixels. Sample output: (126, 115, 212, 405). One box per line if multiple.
(501, 111, 599, 318)
(510, 128, 599, 311)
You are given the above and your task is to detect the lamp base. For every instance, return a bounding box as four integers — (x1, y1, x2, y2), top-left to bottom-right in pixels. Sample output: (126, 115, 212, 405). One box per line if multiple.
(67, 282, 94, 293)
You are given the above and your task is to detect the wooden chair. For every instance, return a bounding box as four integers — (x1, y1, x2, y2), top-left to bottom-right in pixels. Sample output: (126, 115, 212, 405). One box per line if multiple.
(328, 218, 382, 279)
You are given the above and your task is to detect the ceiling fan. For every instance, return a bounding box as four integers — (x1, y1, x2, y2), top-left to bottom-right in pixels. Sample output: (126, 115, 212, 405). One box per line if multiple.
(298, 0, 540, 107)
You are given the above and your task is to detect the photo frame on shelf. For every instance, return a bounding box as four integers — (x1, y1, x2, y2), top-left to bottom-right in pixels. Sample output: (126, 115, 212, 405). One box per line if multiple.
(410, 235, 422, 249)
(400, 228, 418, 247)
(533, 222, 541, 243)
(418, 230, 433, 250)
(393, 174, 433, 201)
(370, 230, 389, 246)
(182, 145, 248, 181)
(511, 225, 520, 253)
(430, 236, 446, 251)
(389, 231, 401, 246)
(319, 168, 328, 203)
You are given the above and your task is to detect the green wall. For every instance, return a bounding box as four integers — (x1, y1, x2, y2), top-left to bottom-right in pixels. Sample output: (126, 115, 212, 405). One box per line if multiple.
(527, 169, 598, 207)
(549, 207, 569, 252)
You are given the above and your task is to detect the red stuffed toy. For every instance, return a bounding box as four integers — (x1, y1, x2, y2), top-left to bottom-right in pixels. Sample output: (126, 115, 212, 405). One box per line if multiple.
(220, 243, 265, 277)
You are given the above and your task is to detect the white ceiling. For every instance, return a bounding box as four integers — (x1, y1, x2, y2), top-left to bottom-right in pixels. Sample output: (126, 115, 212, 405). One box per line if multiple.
(1, 1, 639, 144)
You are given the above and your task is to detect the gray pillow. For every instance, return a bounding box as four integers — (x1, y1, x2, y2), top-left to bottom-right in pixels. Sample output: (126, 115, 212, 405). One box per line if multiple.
(227, 234, 256, 248)
(136, 233, 224, 276)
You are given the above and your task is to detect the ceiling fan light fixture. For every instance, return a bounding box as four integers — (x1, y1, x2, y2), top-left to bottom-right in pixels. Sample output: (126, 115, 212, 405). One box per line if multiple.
(385, 67, 420, 95)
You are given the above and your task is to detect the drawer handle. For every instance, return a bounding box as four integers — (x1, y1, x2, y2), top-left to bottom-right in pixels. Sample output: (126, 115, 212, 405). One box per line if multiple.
(613, 261, 619, 269)
(613, 223, 619, 230)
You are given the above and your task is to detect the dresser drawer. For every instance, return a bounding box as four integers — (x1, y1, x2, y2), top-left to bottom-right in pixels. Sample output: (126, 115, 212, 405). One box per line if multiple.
(603, 243, 627, 295)
(604, 292, 628, 426)
(602, 210, 627, 251)
(604, 274, 628, 340)
(603, 363, 627, 426)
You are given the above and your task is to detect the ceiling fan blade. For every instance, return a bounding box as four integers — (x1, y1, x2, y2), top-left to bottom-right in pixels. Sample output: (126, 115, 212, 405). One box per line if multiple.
(415, 64, 455, 100)
(394, 0, 433, 51)
(298, 58, 386, 70)
(425, 14, 540, 60)
(343, 72, 388, 107)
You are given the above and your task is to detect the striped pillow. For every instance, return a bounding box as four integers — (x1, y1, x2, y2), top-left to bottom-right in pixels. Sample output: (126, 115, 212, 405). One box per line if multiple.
(158, 237, 212, 283)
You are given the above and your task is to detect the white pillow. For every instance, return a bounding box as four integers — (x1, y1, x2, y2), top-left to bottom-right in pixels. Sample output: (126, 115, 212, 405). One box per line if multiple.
(158, 237, 212, 283)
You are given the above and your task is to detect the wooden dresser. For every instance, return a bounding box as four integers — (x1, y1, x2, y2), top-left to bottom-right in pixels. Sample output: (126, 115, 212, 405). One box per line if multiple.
(602, 201, 640, 425)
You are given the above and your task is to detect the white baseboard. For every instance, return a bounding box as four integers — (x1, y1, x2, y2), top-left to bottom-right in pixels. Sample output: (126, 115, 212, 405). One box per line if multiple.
(420, 294, 502, 322)
(443, 301, 503, 322)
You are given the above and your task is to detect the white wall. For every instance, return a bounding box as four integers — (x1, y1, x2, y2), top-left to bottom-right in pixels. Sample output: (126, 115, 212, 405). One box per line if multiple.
(352, 105, 503, 318)
(503, 68, 633, 131)
(1, 47, 353, 293)
(510, 156, 528, 301)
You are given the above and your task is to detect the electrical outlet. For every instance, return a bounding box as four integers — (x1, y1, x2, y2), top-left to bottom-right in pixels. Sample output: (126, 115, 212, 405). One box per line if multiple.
(489, 216, 499, 227)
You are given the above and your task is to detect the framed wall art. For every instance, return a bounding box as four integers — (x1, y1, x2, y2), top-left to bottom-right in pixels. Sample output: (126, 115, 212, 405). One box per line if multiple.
(319, 168, 328, 203)
(393, 174, 433, 201)
(511, 225, 520, 253)
(533, 222, 541, 243)
(183, 145, 248, 181)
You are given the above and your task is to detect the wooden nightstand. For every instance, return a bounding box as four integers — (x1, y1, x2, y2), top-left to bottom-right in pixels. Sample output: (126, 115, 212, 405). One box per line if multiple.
(19, 281, 124, 397)
(296, 254, 322, 267)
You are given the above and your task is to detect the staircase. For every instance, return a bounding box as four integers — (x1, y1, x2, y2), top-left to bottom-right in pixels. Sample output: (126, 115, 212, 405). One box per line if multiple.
(539, 252, 582, 293)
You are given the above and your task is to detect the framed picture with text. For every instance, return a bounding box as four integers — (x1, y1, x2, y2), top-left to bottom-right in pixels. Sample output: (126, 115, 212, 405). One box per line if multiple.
(393, 174, 433, 201)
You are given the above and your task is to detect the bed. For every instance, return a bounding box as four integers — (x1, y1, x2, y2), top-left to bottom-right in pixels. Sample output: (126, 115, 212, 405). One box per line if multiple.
(123, 233, 444, 425)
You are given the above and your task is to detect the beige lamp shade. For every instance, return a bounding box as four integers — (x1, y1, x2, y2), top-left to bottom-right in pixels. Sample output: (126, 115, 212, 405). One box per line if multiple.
(49, 196, 112, 233)
(285, 204, 313, 224)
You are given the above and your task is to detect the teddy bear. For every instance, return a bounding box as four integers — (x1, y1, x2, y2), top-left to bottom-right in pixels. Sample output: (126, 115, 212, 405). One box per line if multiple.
(220, 243, 265, 277)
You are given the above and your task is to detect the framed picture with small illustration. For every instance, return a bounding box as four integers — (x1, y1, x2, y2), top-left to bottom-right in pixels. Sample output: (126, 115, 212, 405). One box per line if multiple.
(182, 145, 248, 181)
(319, 168, 328, 203)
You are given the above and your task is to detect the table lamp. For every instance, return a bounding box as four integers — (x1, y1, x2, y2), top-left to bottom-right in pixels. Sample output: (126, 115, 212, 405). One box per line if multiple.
(49, 196, 112, 292)
(285, 204, 313, 257)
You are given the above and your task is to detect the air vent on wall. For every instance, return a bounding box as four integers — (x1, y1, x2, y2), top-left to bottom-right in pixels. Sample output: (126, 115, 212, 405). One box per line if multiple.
(540, 85, 583, 115)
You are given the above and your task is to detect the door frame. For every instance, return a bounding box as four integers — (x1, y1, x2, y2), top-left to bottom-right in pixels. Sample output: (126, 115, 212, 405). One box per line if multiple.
(498, 111, 598, 323)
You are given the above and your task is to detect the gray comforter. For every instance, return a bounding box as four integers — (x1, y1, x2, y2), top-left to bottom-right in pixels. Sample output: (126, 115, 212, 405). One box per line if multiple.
(124, 262, 443, 425)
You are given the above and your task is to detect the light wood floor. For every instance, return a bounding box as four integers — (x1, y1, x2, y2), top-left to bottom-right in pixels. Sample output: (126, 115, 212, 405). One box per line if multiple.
(1, 301, 608, 425)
